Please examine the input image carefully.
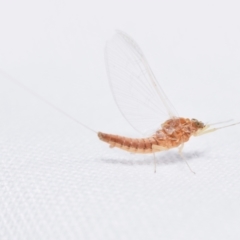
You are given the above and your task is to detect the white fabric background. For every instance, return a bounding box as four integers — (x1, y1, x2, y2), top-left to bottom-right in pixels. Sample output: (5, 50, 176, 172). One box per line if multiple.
(0, 0, 240, 239)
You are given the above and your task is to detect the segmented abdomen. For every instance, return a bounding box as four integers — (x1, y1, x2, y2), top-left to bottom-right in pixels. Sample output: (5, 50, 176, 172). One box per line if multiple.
(98, 132, 160, 153)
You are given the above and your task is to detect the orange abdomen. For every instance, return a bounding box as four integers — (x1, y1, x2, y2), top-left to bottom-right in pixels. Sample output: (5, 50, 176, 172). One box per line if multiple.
(98, 132, 162, 153)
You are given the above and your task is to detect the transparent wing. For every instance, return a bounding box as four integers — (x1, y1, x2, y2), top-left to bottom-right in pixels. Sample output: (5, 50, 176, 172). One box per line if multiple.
(105, 30, 178, 135)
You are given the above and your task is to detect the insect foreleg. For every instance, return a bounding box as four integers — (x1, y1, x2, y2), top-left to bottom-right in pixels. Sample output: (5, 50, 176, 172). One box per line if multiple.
(195, 122, 240, 137)
(178, 143, 184, 155)
(178, 143, 196, 174)
(194, 128, 216, 136)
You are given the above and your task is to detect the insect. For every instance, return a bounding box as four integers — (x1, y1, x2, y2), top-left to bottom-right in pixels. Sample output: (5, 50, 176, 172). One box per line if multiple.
(1, 31, 239, 173)
(97, 31, 239, 173)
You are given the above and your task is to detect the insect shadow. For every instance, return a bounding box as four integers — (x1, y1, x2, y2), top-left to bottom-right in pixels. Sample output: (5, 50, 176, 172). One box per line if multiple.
(101, 150, 205, 167)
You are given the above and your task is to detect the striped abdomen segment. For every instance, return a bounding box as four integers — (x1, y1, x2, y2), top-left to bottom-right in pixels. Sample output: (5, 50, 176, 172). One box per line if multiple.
(98, 132, 162, 154)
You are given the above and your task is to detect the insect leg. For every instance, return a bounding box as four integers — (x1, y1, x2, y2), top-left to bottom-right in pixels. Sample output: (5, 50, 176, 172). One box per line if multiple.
(194, 128, 216, 136)
(178, 144, 196, 174)
(152, 145, 168, 173)
(196, 122, 240, 137)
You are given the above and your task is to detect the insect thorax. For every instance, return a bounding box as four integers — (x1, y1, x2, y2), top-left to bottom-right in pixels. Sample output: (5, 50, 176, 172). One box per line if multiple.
(155, 117, 204, 142)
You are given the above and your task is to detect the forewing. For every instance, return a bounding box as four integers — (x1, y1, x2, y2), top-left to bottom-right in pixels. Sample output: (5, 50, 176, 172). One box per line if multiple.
(105, 30, 178, 135)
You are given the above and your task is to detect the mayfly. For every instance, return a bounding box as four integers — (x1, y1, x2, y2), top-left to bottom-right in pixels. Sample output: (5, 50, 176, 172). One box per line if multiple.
(2, 30, 239, 173)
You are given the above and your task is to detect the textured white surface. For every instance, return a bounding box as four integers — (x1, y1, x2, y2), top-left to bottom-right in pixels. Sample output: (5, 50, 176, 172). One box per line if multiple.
(0, 0, 240, 239)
